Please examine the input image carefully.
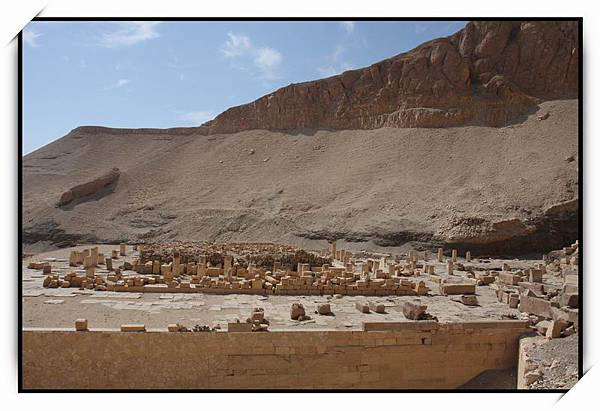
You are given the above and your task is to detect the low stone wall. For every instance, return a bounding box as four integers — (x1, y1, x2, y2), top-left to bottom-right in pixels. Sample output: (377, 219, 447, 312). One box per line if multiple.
(22, 321, 530, 389)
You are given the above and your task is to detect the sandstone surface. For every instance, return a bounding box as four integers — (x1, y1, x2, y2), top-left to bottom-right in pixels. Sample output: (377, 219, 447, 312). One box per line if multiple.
(199, 21, 578, 133)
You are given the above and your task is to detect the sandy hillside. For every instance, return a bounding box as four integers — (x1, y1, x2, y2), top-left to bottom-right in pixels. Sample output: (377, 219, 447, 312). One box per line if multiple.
(23, 99, 578, 255)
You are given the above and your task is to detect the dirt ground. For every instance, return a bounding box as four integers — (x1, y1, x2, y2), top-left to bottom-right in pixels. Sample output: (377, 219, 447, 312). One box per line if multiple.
(523, 334, 579, 389)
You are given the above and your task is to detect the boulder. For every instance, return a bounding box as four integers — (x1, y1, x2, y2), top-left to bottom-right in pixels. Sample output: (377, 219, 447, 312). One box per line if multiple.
(403, 301, 428, 320)
(460, 294, 479, 306)
(290, 303, 306, 320)
(317, 303, 332, 315)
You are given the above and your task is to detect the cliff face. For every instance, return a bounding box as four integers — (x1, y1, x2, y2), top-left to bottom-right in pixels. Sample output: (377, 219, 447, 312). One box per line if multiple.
(201, 21, 578, 133)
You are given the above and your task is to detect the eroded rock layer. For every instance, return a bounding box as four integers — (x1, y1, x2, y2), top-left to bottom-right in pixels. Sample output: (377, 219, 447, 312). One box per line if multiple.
(199, 21, 578, 133)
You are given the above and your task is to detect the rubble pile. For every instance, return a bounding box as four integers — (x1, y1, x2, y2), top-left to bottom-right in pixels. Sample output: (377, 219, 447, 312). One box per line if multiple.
(492, 241, 579, 339)
(138, 241, 331, 270)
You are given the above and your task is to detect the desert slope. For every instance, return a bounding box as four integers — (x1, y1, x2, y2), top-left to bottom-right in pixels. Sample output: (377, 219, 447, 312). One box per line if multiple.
(23, 100, 578, 254)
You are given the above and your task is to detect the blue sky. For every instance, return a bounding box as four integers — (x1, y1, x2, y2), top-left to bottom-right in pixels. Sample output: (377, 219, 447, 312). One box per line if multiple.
(22, 20, 466, 154)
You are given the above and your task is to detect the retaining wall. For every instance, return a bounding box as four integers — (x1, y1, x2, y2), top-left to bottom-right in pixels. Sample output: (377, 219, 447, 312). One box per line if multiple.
(22, 320, 530, 389)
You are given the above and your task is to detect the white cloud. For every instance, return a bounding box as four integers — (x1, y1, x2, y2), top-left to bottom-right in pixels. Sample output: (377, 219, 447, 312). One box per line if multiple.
(106, 79, 130, 89)
(340, 21, 355, 34)
(221, 33, 283, 81)
(100, 22, 160, 47)
(254, 47, 282, 80)
(115, 79, 130, 87)
(23, 28, 41, 47)
(317, 45, 354, 77)
(179, 111, 214, 125)
(221, 32, 252, 58)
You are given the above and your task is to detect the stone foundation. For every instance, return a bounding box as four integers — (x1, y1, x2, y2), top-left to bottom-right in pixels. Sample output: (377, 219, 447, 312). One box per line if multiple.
(22, 320, 530, 389)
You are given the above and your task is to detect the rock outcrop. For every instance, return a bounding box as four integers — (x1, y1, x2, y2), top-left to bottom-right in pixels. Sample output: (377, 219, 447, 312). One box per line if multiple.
(57, 168, 120, 207)
(199, 21, 578, 134)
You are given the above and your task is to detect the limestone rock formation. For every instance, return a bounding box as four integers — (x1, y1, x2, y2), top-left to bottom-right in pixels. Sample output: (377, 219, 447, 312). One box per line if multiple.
(57, 168, 120, 207)
(199, 21, 577, 134)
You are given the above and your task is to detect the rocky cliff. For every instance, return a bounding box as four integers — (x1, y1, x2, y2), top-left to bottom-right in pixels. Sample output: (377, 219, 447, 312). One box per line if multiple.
(199, 21, 578, 134)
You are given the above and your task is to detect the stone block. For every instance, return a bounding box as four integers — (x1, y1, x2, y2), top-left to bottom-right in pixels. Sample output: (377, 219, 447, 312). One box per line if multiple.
(355, 302, 370, 314)
(439, 283, 475, 295)
(120, 324, 145, 332)
(228, 322, 253, 332)
(563, 307, 579, 330)
(85, 267, 95, 278)
(528, 269, 543, 283)
(251, 278, 264, 289)
(368, 302, 386, 314)
(167, 324, 181, 332)
(75, 319, 88, 331)
(546, 320, 568, 339)
(508, 293, 520, 309)
(363, 321, 439, 332)
(475, 273, 495, 285)
(518, 295, 552, 319)
(498, 272, 522, 286)
(560, 293, 578, 308)
(518, 281, 544, 296)
(28, 261, 46, 270)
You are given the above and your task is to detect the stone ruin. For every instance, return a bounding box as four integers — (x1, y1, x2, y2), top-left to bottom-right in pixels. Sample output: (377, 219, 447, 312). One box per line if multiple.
(40, 241, 434, 297)
(35, 240, 579, 341)
(138, 241, 331, 273)
(493, 240, 580, 341)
